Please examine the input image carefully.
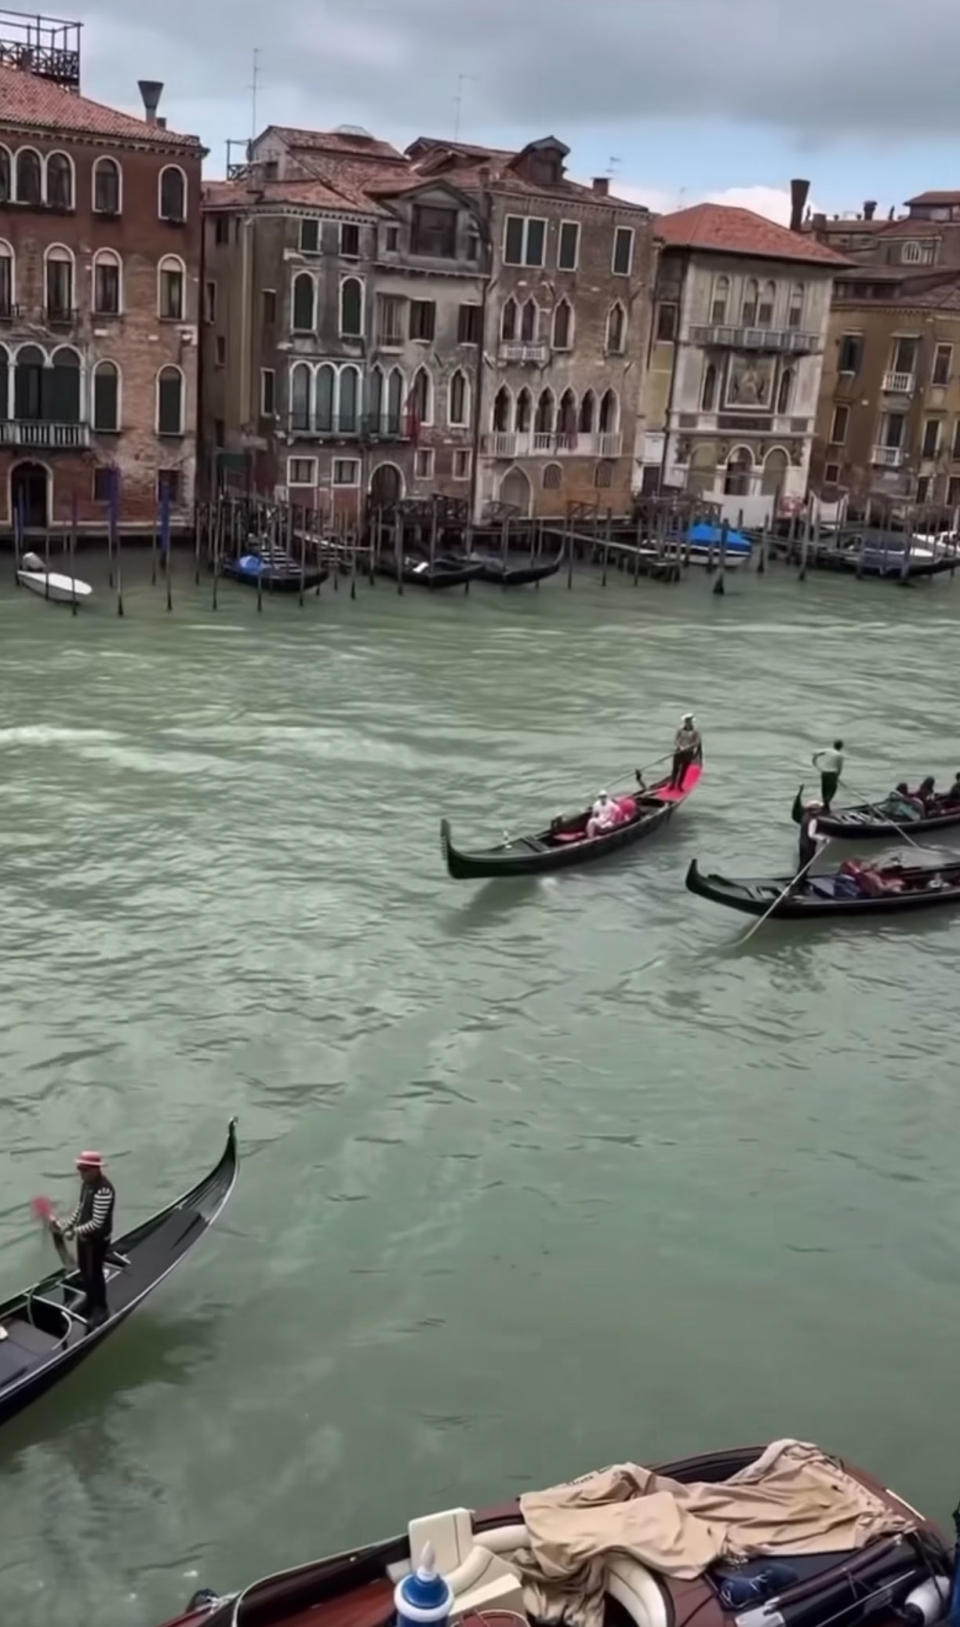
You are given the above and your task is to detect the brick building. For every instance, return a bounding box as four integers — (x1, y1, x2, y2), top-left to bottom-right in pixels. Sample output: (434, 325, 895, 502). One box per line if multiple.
(0, 14, 203, 538)
(201, 126, 655, 522)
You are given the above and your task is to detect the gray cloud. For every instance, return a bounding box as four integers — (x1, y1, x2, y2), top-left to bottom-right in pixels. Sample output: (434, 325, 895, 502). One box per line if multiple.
(81, 0, 960, 155)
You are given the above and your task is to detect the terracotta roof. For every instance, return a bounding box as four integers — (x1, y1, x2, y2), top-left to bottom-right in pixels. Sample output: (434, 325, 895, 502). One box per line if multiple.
(0, 62, 201, 147)
(203, 175, 384, 213)
(655, 203, 852, 266)
(268, 126, 406, 164)
(408, 136, 517, 163)
(407, 135, 648, 211)
(874, 216, 952, 238)
(904, 190, 960, 206)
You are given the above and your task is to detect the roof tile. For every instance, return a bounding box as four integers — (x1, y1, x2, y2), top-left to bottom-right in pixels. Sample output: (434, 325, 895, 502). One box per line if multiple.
(0, 62, 201, 147)
(656, 202, 851, 266)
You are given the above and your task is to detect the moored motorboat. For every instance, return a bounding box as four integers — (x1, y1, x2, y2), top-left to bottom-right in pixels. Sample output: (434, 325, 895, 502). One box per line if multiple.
(378, 553, 485, 590)
(465, 550, 562, 586)
(17, 550, 92, 605)
(441, 764, 700, 879)
(220, 547, 328, 593)
(157, 1439, 950, 1627)
(685, 847, 960, 918)
(0, 1120, 238, 1426)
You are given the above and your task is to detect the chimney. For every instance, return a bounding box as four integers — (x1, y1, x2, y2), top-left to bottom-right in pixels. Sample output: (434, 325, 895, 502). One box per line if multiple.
(789, 177, 810, 234)
(863, 199, 877, 221)
(592, 176, 609, 197)
(138, 79, 164, 125)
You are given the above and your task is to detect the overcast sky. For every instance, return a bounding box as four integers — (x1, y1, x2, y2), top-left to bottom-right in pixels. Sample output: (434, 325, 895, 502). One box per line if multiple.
(79, 0, 960, 222)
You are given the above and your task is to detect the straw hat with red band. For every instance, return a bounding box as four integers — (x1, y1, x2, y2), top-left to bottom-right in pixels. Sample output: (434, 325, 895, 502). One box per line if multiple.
(75, 1150, 104, 1170)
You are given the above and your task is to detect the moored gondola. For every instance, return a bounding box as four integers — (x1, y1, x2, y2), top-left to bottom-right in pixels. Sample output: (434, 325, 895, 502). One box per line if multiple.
(685, 848, 960, 918)
(378, 553, 486, 590)
(818, 799, 960, 840)
(0, 1120, 238, 1426)
(158, 1440, 949, 1627)
(442, 764, 700, 879)
(465, 550, 562, 586)
(220, 549, 328, 593)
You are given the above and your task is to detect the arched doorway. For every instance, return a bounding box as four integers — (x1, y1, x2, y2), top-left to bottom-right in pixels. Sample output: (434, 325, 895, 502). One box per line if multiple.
(11, 461, 48, 531)
(369, 462, 403, 509)
(762, 447, 789, 497)
(499, 466, 532, 516)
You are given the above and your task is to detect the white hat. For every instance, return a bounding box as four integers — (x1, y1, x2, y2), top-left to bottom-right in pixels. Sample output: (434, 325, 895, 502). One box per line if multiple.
(682, 713, 694, 724)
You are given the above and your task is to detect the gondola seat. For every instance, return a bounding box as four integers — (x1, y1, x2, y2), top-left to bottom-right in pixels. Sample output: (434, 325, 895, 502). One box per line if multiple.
(0, 1316, 62, 1384)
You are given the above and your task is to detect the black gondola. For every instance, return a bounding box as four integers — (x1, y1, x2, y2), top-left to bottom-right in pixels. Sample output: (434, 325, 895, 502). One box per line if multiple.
(685, 849, 960, 918)
(378, 554, 485, 590)
(0, 1120, 238, 1426)
(818, 800, 960, 839)
(465, 551, 562, 587)
(442, 764, 701, 879)
(220, 548, 329, 593)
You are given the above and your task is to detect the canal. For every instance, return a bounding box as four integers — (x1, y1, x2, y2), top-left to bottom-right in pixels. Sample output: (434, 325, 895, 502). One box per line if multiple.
(1, 556, 959, 1627)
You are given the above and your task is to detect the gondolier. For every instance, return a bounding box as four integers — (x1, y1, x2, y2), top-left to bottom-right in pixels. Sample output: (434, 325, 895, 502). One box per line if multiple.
(670, 715, 703, 790)
(812, 740, 844, 809)
(53, 1151, 115, 1327)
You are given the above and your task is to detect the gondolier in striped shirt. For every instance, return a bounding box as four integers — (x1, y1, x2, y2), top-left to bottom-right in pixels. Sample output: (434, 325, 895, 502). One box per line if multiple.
(52, 1151, 115, 1328)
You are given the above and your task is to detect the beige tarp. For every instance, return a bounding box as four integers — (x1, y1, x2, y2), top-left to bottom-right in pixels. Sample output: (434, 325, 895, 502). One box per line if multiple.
(516, 1440, 911, 1627)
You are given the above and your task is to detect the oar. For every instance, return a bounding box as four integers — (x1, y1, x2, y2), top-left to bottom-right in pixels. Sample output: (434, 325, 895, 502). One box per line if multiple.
(843, 780, 926, 851)
(31, 1196, 74, 1268)
(738, 840, 831, 943)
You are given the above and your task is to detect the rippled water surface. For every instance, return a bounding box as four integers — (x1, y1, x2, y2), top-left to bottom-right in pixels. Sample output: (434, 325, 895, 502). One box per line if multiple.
(2, 555, 960, 1627)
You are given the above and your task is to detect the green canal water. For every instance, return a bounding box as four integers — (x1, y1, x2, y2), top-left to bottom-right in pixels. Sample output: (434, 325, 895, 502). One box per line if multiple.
(1, 555, 960, 1627)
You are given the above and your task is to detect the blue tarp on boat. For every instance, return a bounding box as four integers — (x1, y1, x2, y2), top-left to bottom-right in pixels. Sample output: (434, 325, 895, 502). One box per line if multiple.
(687, 522, 752, 554)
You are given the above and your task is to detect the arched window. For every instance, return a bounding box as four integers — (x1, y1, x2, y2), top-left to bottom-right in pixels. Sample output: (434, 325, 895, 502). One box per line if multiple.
(93, 249, 122, 315)
(46, 152, 73, 209)
(0, 239, 14, 316)
(710, 274, 729, 324)
(448, 368, 468, 426)
(534, 388, 554, 435)
(0, 343, 7, 418)
(701, 363, 717, 412)
(552, 299, 572, 350)
(93, 360, 119, 432)
(492, 385, 511, 432)
(93, 156, 121, 215)
(557, 388, 577, 445)
(543, 462, 563, 490)
(157, 366, 184, 435)
(410, 366, 431, 425)
(386, 367, 403, 434)
(777, 367, 793, 415)
(0, 147, 9, 203)
(15, 344, 45, 419)
(44, 245, 74, 318)
(594, 461, 615, 488)
(158, 255, 185, 320)
(292, 272, 315, 331)
(159, 165, 186, 223)
(520, 299, 538, 343)
(606, 302, 626, 353)
(501, 298, 517, 341)
(741, 278, 759, 326)
(340, 277, 363, 337)
(762, 447, 789, 497)
(515, 387, 532, 433)
(15, 148, 41, 204)
(316, 364, 335, 431)
(291, 362, 312, 430)
(49, 345, 80, 422)
(578, 390, 596, 433)
(757, 280, 776, 327)
(368, 365, 384, 431)
(724, 447, 752, 496)
(788, 283, 805, 329)
(339, 365, 360, 432)
(599, 388, 619, 433)
(687, 445, 717, 498)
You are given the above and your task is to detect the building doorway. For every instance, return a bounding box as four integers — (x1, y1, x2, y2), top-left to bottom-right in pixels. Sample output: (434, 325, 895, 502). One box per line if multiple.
(499, 466, 532, 515)
(11, 461, 48, 531)
(369, 462, 403, 509)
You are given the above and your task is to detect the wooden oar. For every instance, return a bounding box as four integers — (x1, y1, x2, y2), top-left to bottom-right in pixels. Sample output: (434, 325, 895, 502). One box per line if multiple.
(31, 1196, 74, 1269)
(738, 840, 830, 943)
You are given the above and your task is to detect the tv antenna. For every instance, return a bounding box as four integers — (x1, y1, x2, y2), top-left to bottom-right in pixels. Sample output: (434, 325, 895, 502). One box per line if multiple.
(453, 73, 476, 142)
(248, 46, 260, 143)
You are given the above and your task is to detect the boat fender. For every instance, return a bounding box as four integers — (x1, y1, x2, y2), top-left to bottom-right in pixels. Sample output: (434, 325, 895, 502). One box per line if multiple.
(902, 1576, 949, 1626)
(395, 1543, 453, 1627)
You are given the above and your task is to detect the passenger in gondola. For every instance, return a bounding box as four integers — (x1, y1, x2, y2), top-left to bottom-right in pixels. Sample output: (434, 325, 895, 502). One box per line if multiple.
(916, 775, 937, 809)
(586, 791, 620, 838)
(942, 771, 960, 807)
(51, 1151, 116, 1329)
(669, 715, 702, 790)
(885, 782, 925, 819)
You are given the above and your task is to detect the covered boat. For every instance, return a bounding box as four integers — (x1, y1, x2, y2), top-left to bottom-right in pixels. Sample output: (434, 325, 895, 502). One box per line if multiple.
(158, 1439, 950, 1627)
(464, 550, 562, 587)
(220, 547, 328, 593)
(0, 1120, 238, 1426)
(687, 521, 752, 557)
(685, 847, 960, 918)
(442, 764, 701, 879)
(17, 550, 92, 605)
(378, 553, 486, 589)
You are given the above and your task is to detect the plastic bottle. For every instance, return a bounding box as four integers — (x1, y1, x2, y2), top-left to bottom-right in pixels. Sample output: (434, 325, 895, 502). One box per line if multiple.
(395, 1543, 454, 1627)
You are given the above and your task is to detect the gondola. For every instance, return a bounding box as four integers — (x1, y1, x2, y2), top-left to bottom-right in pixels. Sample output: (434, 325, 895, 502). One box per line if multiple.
(441, 764, 700, 879)
(685, 848, 960, 918)
(220, 548, 328, 593)
(464, 550, 562, 587)
(0, 1120, 238, 1426)
(378, 553, 486, 590)
(158, 1440, 949, 1627)
(818, 799, 960, 840)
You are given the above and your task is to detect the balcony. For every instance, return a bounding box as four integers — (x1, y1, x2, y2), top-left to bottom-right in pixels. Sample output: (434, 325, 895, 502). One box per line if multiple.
(872, 445, 905, 467)
(882, 370, 915, 394)
(290, 413, 412, 441)
(689, 323, 820, 354)
(0, 420, 90, 449)
(498, 340, 549, 364)
(482, 430, 623, 459)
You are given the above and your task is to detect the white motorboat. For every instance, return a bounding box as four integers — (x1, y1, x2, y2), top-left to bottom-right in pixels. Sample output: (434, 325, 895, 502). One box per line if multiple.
(16, 551, 93, 605)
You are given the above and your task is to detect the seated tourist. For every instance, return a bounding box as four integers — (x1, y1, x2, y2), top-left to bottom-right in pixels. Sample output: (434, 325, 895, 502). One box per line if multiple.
(586, 791, 620, 838)
(916, 775, 937, 809)
(941, 771, 960, 808)
(885, 782, 924, 819)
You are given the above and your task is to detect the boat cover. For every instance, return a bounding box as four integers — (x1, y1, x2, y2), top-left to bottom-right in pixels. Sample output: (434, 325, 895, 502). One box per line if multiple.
(516, 1440, 910, 1626)
(687, 522, 752, 554)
